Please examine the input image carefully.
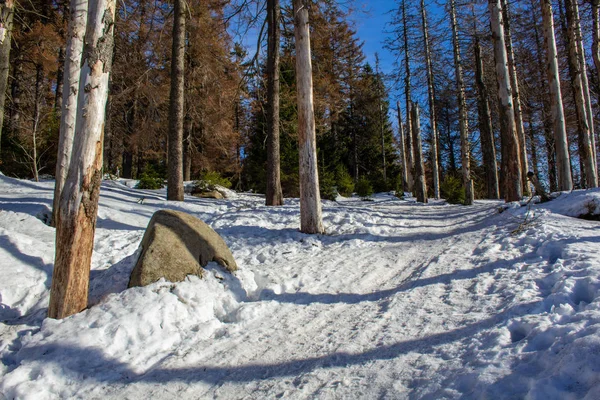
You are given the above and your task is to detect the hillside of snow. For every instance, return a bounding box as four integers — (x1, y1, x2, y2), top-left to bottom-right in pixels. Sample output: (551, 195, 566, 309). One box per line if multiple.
(1, 175, 599, 399)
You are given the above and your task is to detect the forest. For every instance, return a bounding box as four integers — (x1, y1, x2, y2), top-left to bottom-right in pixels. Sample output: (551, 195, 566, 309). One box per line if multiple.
(1, 0, 600, 397)
(2, 0, 599, 206)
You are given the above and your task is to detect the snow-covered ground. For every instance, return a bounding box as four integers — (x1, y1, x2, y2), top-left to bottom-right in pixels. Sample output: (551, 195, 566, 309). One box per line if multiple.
(1, 175, 599, 399)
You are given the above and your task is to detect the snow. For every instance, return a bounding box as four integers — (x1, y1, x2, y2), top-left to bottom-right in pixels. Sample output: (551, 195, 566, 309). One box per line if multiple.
(1, 175, 599, 399)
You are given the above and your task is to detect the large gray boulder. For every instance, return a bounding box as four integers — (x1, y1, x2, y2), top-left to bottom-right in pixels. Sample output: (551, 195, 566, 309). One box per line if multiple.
(128, 210, 237, 287)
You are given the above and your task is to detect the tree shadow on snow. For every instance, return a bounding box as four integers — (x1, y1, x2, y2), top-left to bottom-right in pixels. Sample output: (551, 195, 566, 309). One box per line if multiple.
(10, 301, 541, 385)
(258, 253, 535, 306)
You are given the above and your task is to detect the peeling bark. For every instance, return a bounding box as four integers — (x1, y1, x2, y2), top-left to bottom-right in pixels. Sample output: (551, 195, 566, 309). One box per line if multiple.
(49, 0, 116, 319)
(293, 0, 324, 234)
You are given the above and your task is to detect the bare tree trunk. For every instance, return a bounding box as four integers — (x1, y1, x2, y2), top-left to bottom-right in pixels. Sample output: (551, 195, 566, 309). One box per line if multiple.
(421, 0, 440, 199)
(266, 0, 283, 206)
(531, 0, 558, 191)
(167, 0, 185, 201)
(526, 100, 541, 179)
(541, 0, 572, 191)
(49, 0, 116, 319)
(396, 101, 408, 192)
(450, 0, 474, 205)
(293, 0, 324, 234)
(31, 65, 42, 182)
(379, 101, 387, 185)
(501, 0, 530, 196)
(489, 0, 522, 202)
(183, 114, 192, 181)
(402, 0, 414, 191)
(474, 33, 500, 199)
(52, 0, 88, 227)
(564, 0, 597, 187)
(0, 0, 14, 160)
(411, 103, 428, 203)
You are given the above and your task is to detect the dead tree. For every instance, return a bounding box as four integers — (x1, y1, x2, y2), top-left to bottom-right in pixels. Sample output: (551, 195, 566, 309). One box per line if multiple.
(49, 0, 117, 319)
(450, 0, 474, 204)
(411, 103, 428, 203)
(53, 0, 88, 226)
(541, 0, 572, 190)
(489, 0, 523, 202)
(293, 0, 324, 234)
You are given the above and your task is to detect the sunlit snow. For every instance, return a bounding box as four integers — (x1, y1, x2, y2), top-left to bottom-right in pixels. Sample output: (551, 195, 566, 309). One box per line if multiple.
(1, 175, 599, 399)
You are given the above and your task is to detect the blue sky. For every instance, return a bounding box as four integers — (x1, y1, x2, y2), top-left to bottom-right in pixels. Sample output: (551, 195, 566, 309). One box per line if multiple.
(354, 1, 397, 76)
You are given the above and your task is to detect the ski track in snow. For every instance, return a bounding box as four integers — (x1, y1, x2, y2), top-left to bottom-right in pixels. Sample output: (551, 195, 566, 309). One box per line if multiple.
(0, 176, 599, 399)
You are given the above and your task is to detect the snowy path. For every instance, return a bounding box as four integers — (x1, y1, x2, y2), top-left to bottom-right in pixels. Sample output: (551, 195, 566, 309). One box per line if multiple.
(1, 177, 599, 399)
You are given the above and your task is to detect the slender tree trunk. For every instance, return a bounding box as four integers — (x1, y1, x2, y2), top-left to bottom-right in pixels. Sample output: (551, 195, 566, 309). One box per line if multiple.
(541, 0, 572, 190)
(411, 103, 428, 203)
(183, 115, 192, 181)
(10, 53, 22, 136)
(592, 0, 600, 168)
(49, 0, 116, 319)
(167, 0, 185, 201)
(563, 0, 597, 187)
(450, 0, 474, 205)
(501, 0, 530, 196)
(489, 0, 522, 202)
(266, 0, 283, 206)
(574, 0, 596, 176)
(396, 101, 408, 192)
(55, 47, 65, 111)
(0, 0, 14, 160)
(379, 101, 387, 185)
(293, 0, 324, 234)
(531, 0, 558, 191)
(474, 34, 500, 199)
(402, 0, 414, 191)
(421, 0, 440, 199)
(52, 0, 88, 227)
(32, 65, 43, 182)
(526, 101, 541, 179)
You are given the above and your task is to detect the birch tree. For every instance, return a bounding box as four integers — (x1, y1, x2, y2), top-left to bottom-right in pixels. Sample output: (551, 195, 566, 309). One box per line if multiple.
(266, 0, 283, 206)
(450, 0, 473, 205)
(52, 0, 88, 227)
(541, 0, 572, 191)
(293, 0, 324, 234)
(49, 0, 116, 319)
(167, 0, 186, 201)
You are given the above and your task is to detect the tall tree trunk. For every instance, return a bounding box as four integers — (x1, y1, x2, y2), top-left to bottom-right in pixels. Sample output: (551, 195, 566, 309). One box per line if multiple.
(293, 0, 324, 234)
(421, 0, 440, 199)
(531, 0, 558, 191)
(52, 0, 88, 227)
(592, 0, 600, 169)
(167, 0, 185, 201)
(183, 114, 192, 181)
(0, 0, 14, 160)
(31, 65, 43, 182)
(563, 0, 597, 187)
(55, 47, 65, 111)
(474, 34, 500, 199)
(396, 101, 409, 192)
(489, 0, 522, 202)
(450, 0, 474, 205)
(541, 0, 572, 190)
(411, 103, 428, 203)
(266, 0, 283, 206)
(502, 0, 530, 196)
(379, 101, 387, 185)
(402, 0, 414, 191)
(526, 101, 541, 179)
(49, 0, 116, 319)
